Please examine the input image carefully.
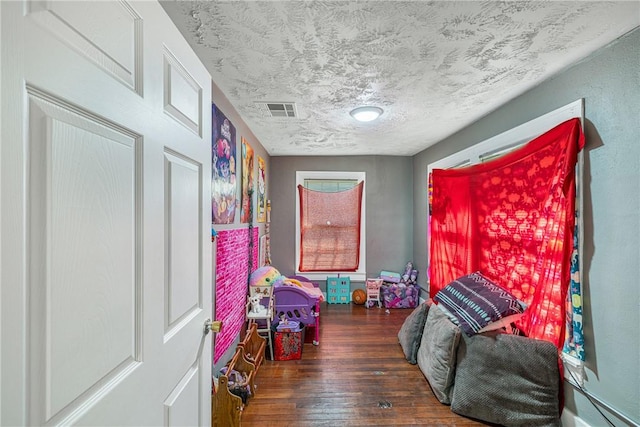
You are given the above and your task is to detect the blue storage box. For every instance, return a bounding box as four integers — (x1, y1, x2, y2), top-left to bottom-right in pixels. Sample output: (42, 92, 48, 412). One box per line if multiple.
(327, 277, 351, 304)
(379, 270, 401, 283)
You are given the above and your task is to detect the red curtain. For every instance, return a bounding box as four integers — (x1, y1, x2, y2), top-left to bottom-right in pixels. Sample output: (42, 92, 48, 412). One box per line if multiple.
(298, 182, 364, 272)
(429, 118, 584, 347)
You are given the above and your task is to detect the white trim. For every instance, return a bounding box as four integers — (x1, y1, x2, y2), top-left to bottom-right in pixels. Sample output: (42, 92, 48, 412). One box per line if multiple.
(295, 171, 366, 281)
(427, 99, 585, 292)
(428, 99, 584, 173)
(563, 353, 586, 388)
(561, 407, 592, 427)
(303, 272, 366, 282)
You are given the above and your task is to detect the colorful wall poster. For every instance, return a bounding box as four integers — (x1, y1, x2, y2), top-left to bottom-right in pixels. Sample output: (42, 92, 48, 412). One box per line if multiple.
(240, 137, 254, 223)
(257, 156, 266, 223)
(211, 104, 237, 224)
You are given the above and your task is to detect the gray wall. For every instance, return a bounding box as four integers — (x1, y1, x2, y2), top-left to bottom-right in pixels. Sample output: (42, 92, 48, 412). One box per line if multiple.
(270, 155, 414, 290)
(211, 81, 271, 233)
(211, 82, 271, 372)
(413, 29, 640, 426)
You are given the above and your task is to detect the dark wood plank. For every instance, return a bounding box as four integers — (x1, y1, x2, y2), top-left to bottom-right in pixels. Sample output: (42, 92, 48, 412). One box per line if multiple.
(237, 303, 495, 426)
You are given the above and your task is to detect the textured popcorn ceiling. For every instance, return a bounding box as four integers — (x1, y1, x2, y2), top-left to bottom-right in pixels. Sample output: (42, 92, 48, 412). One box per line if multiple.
(161, 1, 639, 156)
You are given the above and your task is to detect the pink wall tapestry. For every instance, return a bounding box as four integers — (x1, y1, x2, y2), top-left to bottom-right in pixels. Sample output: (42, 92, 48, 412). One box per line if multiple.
(214, 227, 259, 364)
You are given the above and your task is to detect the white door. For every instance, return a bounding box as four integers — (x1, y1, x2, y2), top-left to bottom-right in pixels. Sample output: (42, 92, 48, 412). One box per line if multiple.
(1, 1, 212, 425)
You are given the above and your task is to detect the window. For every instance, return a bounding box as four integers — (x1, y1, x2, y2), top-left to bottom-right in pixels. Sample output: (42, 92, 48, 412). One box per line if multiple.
(428, 100, 584, 172)
(295, 171, 366, 281)
(426, 99, 585, 376)
(427, 99, 585, 281)
(303, 179, 358, 192)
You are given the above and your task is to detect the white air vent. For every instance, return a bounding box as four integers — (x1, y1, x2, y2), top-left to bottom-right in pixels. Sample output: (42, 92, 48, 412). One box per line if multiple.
(255, 102, 298, 118)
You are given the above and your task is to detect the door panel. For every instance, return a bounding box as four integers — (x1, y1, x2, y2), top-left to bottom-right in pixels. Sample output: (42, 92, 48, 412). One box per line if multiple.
(27, 0, 143, 93)
(164, 47, 203, 136)
(1, 1, 212, 425)
(164, 364, 201, 427)
(165, 151, 202, 335)
(28, 88, 142, 423)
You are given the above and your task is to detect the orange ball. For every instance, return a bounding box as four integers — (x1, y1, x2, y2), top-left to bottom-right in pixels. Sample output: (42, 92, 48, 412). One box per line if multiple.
(352, 289, 366, 305)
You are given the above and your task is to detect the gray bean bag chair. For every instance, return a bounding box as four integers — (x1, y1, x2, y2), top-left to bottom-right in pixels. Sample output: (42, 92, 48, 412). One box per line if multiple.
(416, 306, 462, 404)
(450, 330, 561, 427)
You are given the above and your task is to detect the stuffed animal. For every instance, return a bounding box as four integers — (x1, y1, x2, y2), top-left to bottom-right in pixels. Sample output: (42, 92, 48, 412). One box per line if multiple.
(282, 277, 302, 287)
(401, 262, 413, 283)
(400, 261, 418, 285)
(249, 265, 281, 287)
(249, 294, 265, 314)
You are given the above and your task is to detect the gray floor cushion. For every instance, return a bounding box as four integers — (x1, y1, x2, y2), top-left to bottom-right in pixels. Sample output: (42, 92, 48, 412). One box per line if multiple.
(397, 302, 430, 364)
(451, 331, 561, 426)
(416, 305, 461, 404)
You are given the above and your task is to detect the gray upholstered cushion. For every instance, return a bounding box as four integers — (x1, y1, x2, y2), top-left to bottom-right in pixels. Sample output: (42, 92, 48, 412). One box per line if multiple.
(397, 302, 430, 364)
(416, 305, 461, 404)
(451, 331, 561, 426)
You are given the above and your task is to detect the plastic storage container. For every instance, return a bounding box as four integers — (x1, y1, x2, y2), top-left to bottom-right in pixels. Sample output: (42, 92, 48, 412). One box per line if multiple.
(274, 324, 305, 361)
(327, 277, 351, 304)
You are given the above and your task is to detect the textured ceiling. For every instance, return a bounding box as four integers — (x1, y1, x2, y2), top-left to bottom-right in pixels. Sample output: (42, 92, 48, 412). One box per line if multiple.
(161, 1, 639, 156)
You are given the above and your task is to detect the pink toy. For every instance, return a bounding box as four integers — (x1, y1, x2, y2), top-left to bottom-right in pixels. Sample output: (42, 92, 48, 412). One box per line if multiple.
(365, 278, 383, 308)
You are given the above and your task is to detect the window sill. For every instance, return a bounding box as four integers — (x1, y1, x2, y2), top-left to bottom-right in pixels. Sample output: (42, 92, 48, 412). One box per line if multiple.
(295, 272, 366, 282)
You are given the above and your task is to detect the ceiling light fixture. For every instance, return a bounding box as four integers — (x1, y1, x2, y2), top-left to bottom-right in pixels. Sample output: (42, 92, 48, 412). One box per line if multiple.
(350, 106, 383, 122)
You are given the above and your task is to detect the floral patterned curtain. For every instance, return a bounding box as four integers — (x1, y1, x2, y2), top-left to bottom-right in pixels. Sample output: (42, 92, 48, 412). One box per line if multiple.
(562, 205, 585, 361)
(429, 118, 585, 349)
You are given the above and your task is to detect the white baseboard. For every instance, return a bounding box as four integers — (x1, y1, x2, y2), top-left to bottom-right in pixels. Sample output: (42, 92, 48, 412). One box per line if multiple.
(561, 408, 591, 427)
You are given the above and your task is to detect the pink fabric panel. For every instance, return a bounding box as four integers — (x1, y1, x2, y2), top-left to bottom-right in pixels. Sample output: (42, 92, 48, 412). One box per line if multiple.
(214, 227, 259, 364)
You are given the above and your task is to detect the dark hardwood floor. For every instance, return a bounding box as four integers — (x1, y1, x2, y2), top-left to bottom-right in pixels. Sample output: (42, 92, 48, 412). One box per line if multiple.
(239, 302, 495, 427)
